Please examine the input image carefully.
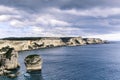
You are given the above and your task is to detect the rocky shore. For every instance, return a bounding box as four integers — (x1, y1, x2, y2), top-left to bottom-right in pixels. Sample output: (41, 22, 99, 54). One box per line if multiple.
(0, 37, 107, 51)
(0, 37, 107, 78)
(0, 46, 42, 78)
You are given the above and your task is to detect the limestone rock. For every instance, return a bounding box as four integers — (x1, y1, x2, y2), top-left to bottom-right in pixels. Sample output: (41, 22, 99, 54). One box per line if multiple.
(0, 37, 107, 51)
(84, 38, 105, 44)
(67, 37, 86, 46)
(0, 46, 20, 76)
(24, 54, 42, 72)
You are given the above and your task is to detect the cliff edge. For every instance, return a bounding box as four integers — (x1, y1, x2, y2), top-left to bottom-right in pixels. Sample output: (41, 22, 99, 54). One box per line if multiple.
(0, 37, 107, 51)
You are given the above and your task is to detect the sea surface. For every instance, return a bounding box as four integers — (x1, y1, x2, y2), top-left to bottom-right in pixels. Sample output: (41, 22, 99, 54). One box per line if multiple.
(1, 41, 120, 80)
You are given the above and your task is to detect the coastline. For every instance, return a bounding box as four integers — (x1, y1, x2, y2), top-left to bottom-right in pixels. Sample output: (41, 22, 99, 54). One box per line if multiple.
(0, 37, 107, 51)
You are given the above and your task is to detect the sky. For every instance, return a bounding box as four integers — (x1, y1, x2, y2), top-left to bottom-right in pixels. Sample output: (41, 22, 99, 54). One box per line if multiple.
(0, 0, 120, 41)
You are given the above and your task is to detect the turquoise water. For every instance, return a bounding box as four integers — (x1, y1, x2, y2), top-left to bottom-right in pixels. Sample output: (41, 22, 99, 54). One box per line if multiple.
(1, 42, 120, 80)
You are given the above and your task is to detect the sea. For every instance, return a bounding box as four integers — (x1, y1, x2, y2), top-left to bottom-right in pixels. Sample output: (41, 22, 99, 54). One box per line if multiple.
(0, 41, 120, 80)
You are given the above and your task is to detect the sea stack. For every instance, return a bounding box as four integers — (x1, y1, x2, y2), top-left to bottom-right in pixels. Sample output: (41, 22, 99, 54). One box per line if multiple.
(0, 46, 20, 76)
(24, 54, 42, 72)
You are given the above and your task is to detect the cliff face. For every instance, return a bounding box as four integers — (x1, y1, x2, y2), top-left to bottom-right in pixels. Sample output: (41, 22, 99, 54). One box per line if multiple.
(66, 37, 86, 46)
(84, 38, 105, 44)
(0, 46, 19, 76)
(0, 46, 19, 69)
(0, 37, 106, 51)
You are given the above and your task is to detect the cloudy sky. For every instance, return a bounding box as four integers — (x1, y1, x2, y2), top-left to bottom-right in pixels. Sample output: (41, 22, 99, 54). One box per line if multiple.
(0, 0, 120, 40)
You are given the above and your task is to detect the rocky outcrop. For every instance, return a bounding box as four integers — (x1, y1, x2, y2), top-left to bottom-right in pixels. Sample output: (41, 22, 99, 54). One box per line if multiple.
(24, 54, 42, 72)
(84, 38, 105, 44)
(28, 38, 65, 50)
(0, 46, 20, 77)
(0, 37, 106, 51)
(66, 37, 86, 46)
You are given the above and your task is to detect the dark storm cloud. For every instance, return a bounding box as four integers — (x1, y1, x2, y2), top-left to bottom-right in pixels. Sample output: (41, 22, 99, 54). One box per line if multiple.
(0, 0, 66, 12)
(0, 0, 120, 12)
(60, 0, 120, 9)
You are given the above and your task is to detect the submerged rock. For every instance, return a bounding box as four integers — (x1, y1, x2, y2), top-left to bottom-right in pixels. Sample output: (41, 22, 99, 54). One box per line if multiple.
(24, 71, 44, 80)
(7, 72, 20, 78)
(3, 70, 12, 74)
(24, 54, 42, 72)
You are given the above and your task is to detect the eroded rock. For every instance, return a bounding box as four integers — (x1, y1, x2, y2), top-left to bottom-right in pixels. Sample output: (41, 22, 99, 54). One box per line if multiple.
(84, 38, 105, 44)
(67, 37, 86, 46)
(0, 46, 20, 76)
(24, 54, 42, 72)
(0, 37, 107, 51)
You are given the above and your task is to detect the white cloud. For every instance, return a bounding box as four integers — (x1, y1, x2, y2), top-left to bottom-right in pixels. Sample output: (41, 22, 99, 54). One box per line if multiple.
(0, 15, 22, 22)
(36, 14, 70, 27)
(0, 15, 11, 21)
(55, 27, 80, 31)
(32, 26, 44, 33)
(10, 20, 26, 27)
(0, 5, 23, 22)
(0, 5, 19, 14)
(0, 5, 74, 37)
(0, 5, 70, 28)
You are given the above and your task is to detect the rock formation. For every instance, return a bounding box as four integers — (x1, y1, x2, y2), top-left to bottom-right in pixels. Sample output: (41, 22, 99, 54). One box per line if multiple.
(0, 37, 106, 51)
(84, 38, 105, 44)
(67, 37, 86, 46)
(0, 37, 107, 78)
(0, 46, 20, 77)
(24, 54, 42, 72)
